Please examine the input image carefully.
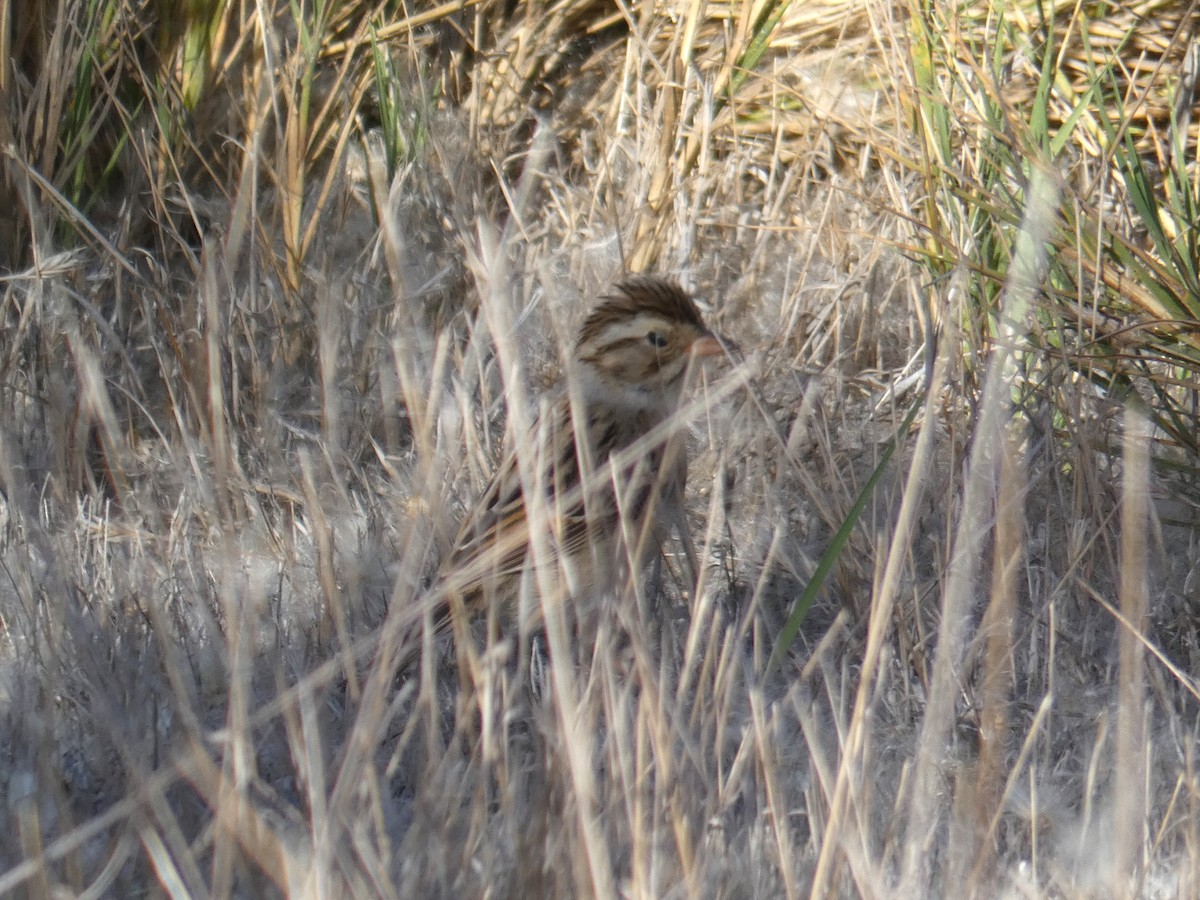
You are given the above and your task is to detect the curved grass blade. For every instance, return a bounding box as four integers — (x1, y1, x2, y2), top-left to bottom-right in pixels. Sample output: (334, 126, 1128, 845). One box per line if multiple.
(766, 392, 924, 677)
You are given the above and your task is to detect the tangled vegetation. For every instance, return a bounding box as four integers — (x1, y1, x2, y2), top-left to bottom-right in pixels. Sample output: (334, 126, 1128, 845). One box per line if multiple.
(2, 1, 1198, 896)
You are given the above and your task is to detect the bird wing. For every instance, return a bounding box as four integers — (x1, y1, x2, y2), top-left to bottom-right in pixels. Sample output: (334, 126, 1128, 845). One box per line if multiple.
(441, 397, 596, 600)
(436, 396, 684, 614)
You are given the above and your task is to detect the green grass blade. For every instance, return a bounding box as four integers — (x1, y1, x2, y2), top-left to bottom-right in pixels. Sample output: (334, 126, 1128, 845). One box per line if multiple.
(767, 393, 924, 677)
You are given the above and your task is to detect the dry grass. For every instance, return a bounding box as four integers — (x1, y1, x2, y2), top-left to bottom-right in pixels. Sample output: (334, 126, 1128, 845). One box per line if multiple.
(2, 1, 1199, 897)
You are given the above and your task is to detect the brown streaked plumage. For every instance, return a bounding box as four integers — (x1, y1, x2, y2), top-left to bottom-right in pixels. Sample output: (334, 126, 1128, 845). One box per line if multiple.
(419, 275, 727, 663)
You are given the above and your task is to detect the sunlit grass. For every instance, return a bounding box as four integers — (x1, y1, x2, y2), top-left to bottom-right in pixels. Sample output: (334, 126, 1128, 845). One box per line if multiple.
(2, 1, 1198, 896)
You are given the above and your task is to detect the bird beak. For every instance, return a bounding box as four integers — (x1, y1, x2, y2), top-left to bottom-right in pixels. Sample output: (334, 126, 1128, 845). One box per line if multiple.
(689, 333, 729, 358)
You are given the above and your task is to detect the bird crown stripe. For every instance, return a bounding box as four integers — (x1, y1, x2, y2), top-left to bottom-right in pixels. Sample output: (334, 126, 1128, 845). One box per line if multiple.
(576, 276, 706, 349)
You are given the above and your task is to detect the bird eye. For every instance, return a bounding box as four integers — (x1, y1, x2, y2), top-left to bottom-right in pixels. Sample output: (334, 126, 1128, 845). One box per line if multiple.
(646, 331, 668, 349)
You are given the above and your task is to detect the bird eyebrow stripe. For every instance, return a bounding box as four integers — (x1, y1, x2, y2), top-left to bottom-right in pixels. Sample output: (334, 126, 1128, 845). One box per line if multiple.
(584, 336, 642, 358)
